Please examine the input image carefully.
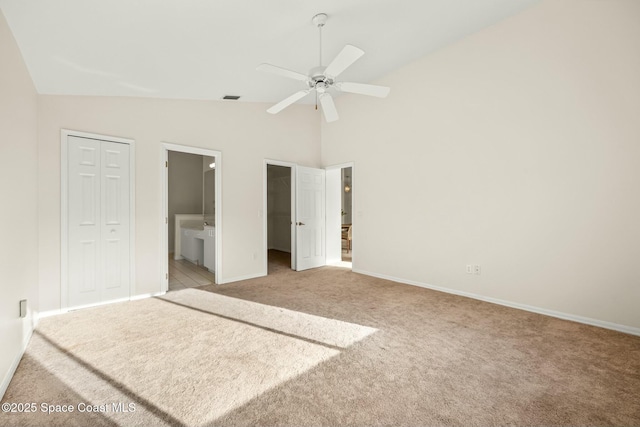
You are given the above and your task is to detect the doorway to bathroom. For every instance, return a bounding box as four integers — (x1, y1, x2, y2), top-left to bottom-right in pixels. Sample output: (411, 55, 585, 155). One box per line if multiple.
(161, 143, 222, 292)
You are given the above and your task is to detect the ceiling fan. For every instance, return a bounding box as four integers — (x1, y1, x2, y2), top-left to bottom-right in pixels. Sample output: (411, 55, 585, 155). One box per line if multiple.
(257, 13, 390, 122)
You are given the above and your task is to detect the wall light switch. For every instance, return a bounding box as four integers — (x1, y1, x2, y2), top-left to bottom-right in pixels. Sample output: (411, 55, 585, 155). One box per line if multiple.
(474, 265, 481, 275)
(19, 299, 27, 318)
(466, 265, 473, 274)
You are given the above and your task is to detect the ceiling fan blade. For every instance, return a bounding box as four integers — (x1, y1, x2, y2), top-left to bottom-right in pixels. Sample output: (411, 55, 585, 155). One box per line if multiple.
(336, 82, 390, 98)
(267, 90, 312, 114)
(324, 45, 364, 79)
(319, 93, 339, 123)
(257, 63, 309, 82)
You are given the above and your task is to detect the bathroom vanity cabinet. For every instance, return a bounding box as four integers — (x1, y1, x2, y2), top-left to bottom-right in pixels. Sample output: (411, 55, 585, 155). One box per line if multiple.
(180, 225, 215, 272)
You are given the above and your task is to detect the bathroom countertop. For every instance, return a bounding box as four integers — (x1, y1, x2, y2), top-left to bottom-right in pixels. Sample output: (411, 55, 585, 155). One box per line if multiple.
(181, 221, 215, 231)
(181, 225, 204, 231)
(180, 219, 205, 230)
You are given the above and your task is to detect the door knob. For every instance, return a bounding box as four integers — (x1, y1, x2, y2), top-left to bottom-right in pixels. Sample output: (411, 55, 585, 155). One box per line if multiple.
(297, 222, 305, 226)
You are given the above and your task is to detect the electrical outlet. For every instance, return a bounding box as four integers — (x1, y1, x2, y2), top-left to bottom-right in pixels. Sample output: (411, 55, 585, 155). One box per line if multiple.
(474, 265, 481, 275)
(466, 265, 473, 274)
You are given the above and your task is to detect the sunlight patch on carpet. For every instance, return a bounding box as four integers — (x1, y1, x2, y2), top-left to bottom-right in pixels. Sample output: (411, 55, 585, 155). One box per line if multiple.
(31, 291, 377, 426)
(159, 288, 377, 348)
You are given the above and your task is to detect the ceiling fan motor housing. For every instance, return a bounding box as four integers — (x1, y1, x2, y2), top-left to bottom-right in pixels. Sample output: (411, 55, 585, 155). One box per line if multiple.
(308, 66, 333, 90)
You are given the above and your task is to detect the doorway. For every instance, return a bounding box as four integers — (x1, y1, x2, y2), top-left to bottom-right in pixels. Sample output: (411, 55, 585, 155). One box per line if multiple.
(326, 163, 354, 269)
(341, 167, 353, 263)
(264, 161, 295, 274)
(263, 160, 327, 274)
(162, 144, 222, 292)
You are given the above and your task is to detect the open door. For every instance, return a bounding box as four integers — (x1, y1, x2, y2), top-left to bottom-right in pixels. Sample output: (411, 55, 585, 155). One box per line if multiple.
(295, 166, 326, 271)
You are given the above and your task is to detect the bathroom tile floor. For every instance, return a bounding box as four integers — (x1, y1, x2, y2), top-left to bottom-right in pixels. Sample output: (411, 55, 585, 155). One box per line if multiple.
(168, 253, 216, 291)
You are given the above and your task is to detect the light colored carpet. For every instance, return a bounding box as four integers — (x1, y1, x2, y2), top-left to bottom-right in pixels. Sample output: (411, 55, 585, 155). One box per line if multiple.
(1, 289, 374, 426)
(1, 250, 640, 426)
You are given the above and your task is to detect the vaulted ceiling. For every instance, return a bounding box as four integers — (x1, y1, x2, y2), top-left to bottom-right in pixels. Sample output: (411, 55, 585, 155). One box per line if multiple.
(0, 0, 538, 103)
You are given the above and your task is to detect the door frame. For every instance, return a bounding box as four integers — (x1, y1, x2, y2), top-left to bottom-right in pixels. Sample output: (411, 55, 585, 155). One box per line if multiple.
(325, 162, 355, 266)
(60, 129, 136, 311)
(263, 159, 297, 274)
(161, 143, 222, 290)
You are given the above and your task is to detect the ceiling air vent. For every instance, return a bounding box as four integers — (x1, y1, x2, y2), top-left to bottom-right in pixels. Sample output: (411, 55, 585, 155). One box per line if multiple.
(222, 95, 241, 100)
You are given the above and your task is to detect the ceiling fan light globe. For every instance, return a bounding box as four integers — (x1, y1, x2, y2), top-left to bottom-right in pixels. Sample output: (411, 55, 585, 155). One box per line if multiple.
(316, 82, 328, 93)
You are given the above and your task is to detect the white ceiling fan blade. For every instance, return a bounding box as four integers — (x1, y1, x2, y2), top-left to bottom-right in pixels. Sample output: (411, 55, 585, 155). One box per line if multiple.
(336, 82, 390, 98)
(257, 63, 309, 82)
(319, 93, 339, 123)
(324, 45, 364, 79)
(267, 90, 312, 114)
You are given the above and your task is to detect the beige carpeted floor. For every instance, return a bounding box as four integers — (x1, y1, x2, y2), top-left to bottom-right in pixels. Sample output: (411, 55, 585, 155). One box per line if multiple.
(1, 250, 639, 426)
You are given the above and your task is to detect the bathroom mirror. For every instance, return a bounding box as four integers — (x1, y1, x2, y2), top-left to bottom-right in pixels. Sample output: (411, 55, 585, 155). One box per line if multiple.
(204, 169, 215, 217)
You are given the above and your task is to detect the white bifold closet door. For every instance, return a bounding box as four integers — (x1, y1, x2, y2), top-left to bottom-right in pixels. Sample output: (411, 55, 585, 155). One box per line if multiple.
(67, 136, 131, 308)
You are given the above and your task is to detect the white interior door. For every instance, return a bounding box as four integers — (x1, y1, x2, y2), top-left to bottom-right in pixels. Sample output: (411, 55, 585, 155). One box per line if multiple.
(295, 166, 326, 271)
(67, 136, 130, 307)
(100, 140, 131, 301)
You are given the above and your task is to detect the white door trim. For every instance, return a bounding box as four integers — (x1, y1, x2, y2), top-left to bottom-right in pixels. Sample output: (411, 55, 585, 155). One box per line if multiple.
(161, 143, 222, 290)
(60, 129, 136, 311)
(325, 162, 355, 171)
(263, 159, 297, 274)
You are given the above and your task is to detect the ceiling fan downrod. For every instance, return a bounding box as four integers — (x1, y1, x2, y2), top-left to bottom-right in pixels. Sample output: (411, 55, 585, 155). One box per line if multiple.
(312, 13, 328, 67)
(313, 13, 328, 111)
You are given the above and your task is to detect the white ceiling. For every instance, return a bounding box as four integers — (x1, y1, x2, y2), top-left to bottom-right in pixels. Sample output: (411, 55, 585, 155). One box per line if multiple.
(0, 0, 538, 104)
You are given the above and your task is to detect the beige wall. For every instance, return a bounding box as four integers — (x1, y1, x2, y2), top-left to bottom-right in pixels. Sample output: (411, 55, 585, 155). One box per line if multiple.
(0, 9, 38, 395)
(38, 96, 320, 312)
(321, 0, 640, 330)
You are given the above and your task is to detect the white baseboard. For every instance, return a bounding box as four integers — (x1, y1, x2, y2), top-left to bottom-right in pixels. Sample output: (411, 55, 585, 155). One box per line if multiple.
(0, 327, 33, 400)
(131, 291, 166, 300)
(353, 268, 640, 337)
(39, 292, 167, 319)
(220, 272, 266, 284)
(38, 309, 66, 319)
